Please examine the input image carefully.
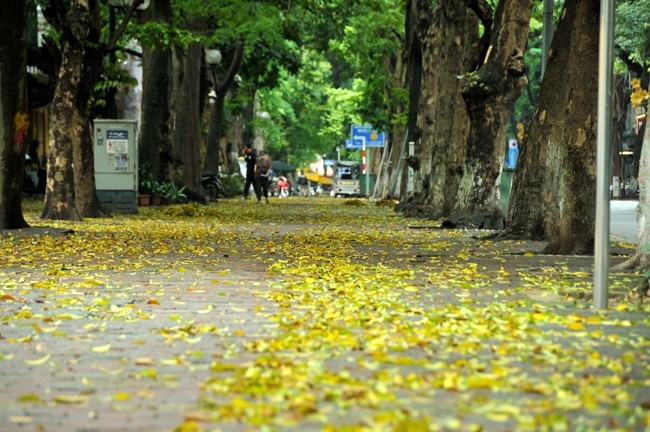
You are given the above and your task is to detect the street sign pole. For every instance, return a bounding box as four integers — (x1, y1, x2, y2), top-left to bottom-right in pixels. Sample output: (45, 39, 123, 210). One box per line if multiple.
(594, 0, 615, 310)
(407, 141, 415, 193)
(362, 141, 369, 197)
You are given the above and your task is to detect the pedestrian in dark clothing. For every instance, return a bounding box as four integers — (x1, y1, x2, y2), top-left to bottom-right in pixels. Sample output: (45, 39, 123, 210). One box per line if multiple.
(256, 153, 272, 204)
(242, 144, 257, 200)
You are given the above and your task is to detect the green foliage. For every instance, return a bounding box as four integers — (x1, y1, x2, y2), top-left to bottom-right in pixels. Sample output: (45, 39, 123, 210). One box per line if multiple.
(616, 0, 650, 67)
(138, 164, 155, 195)
(219, 176, 244, 197)
(252, 0, 406, 168)
(128, 23, 199, 50)
(161, 183, 187, 203)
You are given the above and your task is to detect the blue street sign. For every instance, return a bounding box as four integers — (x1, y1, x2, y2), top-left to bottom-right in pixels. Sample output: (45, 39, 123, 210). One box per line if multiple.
(345, 138, 365, 150)
(350, 124, 386, 148)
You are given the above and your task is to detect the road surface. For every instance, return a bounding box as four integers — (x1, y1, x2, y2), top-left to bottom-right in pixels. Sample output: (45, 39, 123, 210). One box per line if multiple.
(610, 200, 638, 244)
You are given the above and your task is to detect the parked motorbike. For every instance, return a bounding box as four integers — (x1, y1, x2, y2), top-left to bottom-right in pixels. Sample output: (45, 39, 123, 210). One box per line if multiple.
(202, 174, 222, 201)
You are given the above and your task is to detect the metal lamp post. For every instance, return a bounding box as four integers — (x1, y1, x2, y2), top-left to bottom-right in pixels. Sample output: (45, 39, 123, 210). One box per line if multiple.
(205, 49, 222, 178)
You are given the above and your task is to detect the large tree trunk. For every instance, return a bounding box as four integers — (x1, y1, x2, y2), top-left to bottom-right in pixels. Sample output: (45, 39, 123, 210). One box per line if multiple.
(41, 0, 141, 220)
(448, 0, 532, 229)
(75, 38, 107, 218)
(41, 40, 81, 221)
(614, 116, 649, 272)
(139, 0, 172, 181)
(399, 0, 481, 217)
(503, 0, 599, 254)
(173, 43, 204, 192)
(633, 118, 650, 265)
(0, 0, 29, 229)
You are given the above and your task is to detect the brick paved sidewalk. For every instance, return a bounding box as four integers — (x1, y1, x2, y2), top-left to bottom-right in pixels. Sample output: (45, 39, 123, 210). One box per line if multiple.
(1, 207, 649, 432)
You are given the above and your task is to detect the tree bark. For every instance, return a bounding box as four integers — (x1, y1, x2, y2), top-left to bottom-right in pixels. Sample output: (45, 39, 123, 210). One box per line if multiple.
(614, 115, 650, 271)
(75, 38, 107, 218)
(202, 42, 245, 176)
(399, 0, 480, 218)
(503, 0, 599, 255)
(41, 36, 82, 221)
(173, 43, 204, 192)
(0, 0, 30, 229)
(138, 0, 172, 182)
(41, 0, 142, 220)
(449, 0, 532, 229)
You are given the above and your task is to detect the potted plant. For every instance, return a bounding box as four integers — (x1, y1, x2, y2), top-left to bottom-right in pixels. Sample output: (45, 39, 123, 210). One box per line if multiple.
(150, 181, 166, 205)
(138, 165, 155, 206)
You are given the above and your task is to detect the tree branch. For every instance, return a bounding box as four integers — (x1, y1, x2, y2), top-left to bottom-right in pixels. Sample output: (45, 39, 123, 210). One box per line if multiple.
(465, 0, 493, 64)
(219, 41, 245, 93)
(106, 0, 144, 52)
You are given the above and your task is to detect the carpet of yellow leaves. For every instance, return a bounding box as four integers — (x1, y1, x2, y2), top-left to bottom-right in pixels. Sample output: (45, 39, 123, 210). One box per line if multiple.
(1, 197, 649, 432)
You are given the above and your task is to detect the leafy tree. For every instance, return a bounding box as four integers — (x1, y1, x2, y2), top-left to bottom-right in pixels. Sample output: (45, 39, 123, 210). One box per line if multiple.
(0, 0, 29, 229)
(254, 0, 407, 180)
(448, 0, 532, 229)
(399, 0, 484, 217)
(257, 51, 338, 167)
(40, 0, 143, 220)
(615, 0, 650, 76)
(504, 0, 600, 254)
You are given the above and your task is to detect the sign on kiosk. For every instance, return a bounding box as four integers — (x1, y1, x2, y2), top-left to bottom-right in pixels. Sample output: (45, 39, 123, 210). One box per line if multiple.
(93, 120, 138, 214)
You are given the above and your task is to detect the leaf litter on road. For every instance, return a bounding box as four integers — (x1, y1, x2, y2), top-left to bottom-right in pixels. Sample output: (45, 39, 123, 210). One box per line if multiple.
(1, 198, 649, 432)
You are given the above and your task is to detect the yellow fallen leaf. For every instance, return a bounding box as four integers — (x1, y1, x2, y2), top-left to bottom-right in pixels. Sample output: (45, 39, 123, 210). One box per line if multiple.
(567, 322, 585, 331)
(136, 358, 155, 366)
(91, 344, 111, 353)
(185, 412, 212, 423)
(9, 416, 33, 424)
(98, 367, 124, 375)
(53, 394, 88, 404)
(113, 392, 130, 401)
(17, 393, 45, 404)
(24, 353, 50, 366)
(197, 304, 213, 314)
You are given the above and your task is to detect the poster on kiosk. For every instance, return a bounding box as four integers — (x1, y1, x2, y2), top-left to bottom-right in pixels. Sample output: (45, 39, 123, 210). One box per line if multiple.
(93, 120, 138, 213)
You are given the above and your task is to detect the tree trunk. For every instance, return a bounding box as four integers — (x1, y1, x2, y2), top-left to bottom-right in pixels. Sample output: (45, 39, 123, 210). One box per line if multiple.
(202, 42, 244, 176)
(139, 0, 172, 181)
(41, 39, 81, 221)
(0, 0, 29, 229)
(399, 0, 480, 218)
(633, 118, 650, 266)
(503, 0, 599, 255)
(173, 43, 204, 192)
(449, 0, 532, 229)
(614, 115, 649, 272)
(41, 0, 141, 220)
(75, 36, 108, 218)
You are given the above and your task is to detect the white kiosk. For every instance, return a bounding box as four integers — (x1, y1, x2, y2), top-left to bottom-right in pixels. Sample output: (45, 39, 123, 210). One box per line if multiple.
(93, 119, 138, 213)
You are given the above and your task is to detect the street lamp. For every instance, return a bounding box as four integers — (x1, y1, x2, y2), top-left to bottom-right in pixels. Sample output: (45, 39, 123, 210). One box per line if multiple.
(205, 49, 221, 180)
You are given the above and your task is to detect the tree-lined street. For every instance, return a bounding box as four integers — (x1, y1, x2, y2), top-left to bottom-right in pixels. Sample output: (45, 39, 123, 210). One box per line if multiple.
(1, 199, 649, 431)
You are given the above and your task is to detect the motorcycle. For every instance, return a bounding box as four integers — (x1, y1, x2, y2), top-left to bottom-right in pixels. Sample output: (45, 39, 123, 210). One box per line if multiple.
(277, 176, 290, 198)
(202, 174, 222, 201)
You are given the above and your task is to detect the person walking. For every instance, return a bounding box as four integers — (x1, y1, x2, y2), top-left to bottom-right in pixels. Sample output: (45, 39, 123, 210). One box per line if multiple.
(255, 152, 272, 204)
(242, 144, 257, 200)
